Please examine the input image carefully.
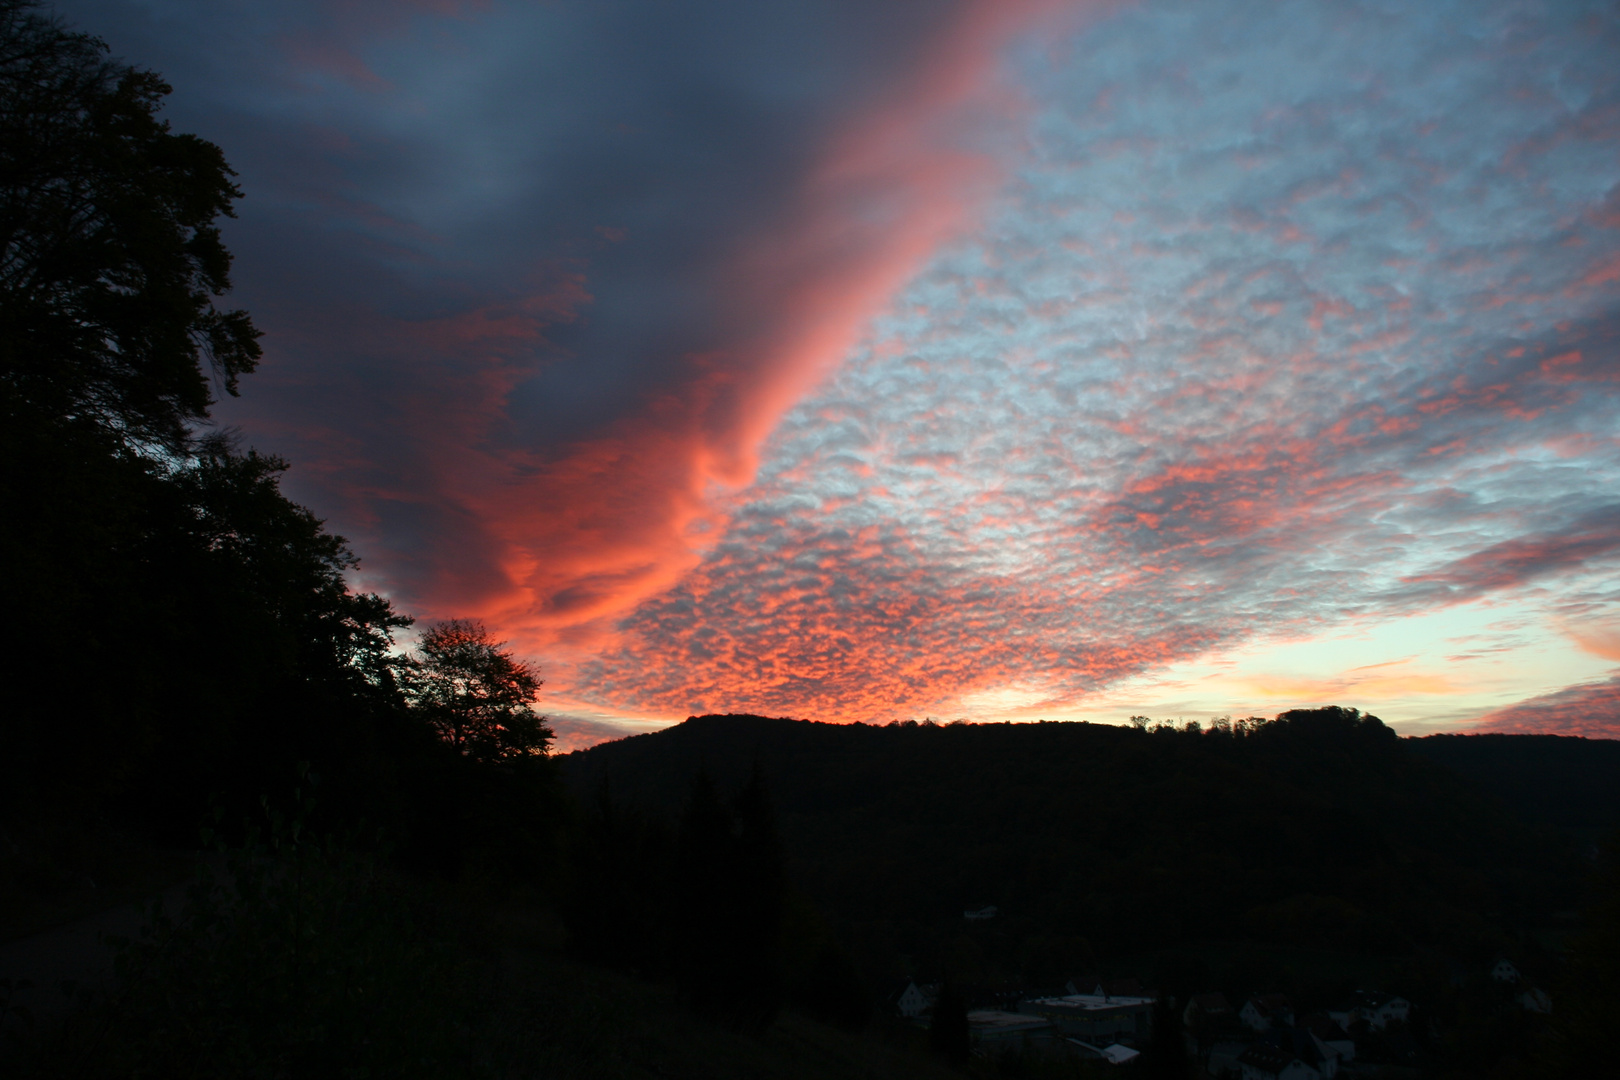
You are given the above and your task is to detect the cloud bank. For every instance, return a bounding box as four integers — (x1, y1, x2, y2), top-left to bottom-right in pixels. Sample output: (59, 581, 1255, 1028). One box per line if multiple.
(64, 0, 1061, 634)
(61, 0, 1620, 738)
(578, 0, 1620, 732)
(1472, 675, 1620, 737)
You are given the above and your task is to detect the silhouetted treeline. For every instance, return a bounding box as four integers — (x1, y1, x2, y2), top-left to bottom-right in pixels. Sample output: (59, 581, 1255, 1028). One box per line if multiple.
(0, 0, 561, 888)
(2, 391, 565, 881)
(1408, 732, 1620, 833)
(562, 710, 1608, 983)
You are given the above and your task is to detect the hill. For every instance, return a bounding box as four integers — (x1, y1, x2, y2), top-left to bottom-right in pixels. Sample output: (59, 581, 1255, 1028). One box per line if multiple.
(560, 711, 1606, 985)
(1407, 733, 1620, 834)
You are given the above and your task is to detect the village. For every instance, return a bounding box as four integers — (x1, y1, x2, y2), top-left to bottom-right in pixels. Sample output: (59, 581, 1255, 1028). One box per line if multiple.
(886, 940, 1555, 1078)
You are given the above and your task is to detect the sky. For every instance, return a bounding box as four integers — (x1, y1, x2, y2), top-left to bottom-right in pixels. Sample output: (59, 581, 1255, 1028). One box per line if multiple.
(60, 0, 1620, 750)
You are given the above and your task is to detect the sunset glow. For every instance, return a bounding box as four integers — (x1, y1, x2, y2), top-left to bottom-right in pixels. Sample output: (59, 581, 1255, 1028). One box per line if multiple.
(66, 0, 1620, 749)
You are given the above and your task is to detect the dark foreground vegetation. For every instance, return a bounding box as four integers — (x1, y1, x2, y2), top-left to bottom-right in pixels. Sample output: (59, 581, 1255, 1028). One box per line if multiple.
(2, 1, 1618, 1077)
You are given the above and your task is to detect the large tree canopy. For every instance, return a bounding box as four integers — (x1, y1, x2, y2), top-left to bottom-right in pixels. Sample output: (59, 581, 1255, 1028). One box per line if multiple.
(0, 0, 259, 452)
(0, 0, 402, 832)
(409, 620, 551, 764)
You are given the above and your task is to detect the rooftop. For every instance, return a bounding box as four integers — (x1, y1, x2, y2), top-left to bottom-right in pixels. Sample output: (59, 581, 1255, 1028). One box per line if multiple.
(1023, 994, 1155, 1013)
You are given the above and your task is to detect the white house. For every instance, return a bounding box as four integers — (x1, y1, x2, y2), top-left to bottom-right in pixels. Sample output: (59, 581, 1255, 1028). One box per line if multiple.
(1518, 987, 1552, 1014)
(1366, 996, 1409, 1031)
(1237, 1043, 1320, 1080)
(1302, 1014, 1354, 1063)
(1327, 992, 1408, 1032)
(964, 904, 999, 921)
(890, 980, 933, 1019)
(1241, 995, 1293, 1031)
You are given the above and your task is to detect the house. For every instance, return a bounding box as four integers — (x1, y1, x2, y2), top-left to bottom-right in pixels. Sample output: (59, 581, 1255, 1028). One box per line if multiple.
(1326, 991, 1408, 1032)
(1241, 994, 1293, 1031)
(887, 980, 934, 1019)
(1246, 1024, 1342, 1079)
(964, 904, 999, 921)
(1300, 1013, 1354, 1063)
(1019, 991, 1156, 1046)
(1367, 996, 1410, 1030)
(1518, 987, 1552, 1014)
(1064, 974, 1102, 996)
(1492, 958, 1521, 983)
(1064, 975, 1146, 999)
(1208, 1040, 1248, 1079)
(1236, 1043, 1321, 1080)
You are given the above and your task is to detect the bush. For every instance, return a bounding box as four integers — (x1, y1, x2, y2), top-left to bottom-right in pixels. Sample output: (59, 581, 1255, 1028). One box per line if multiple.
(18, 789, 482, 1078)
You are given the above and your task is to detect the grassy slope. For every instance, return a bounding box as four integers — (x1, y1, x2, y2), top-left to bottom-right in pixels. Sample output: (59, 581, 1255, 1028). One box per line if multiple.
(3, 858, 967, 1080)
(484, 952, 965, 1080)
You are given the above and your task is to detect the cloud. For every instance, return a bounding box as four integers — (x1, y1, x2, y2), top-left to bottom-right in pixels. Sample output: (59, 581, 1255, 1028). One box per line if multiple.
(1471, 676, 1620, 738)
(1565, 620, 1620, 661)
(61, 0, 1620, 728)
(1392, 506, 1620, 605)
(574, 0, 1620, 721)
(547, 713, 669, 755)
(61, 0, 1073, 639)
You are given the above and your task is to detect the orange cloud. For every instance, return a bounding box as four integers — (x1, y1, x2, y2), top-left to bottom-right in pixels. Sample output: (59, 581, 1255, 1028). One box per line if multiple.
(441, 0, 1085, 648)
(1564, 622, 1620, 661)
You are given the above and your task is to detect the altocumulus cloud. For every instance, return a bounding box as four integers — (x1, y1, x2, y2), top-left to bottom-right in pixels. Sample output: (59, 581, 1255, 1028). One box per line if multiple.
(61, 0, 1050, 630)
(581, 0, 1620, 728)
(58, 0, 1620, 735)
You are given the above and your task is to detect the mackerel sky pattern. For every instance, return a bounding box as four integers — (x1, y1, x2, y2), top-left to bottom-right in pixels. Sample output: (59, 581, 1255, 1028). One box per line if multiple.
(59, 0, 1620, 742)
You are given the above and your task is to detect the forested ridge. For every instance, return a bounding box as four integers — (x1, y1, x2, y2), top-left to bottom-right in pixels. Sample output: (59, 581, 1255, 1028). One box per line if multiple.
(562, 714, 1614, 971)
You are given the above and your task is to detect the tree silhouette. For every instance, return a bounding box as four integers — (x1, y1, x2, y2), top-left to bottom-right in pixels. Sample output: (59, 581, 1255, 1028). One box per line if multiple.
(1, 0, 260, 453)
(408, 619, 550, 763)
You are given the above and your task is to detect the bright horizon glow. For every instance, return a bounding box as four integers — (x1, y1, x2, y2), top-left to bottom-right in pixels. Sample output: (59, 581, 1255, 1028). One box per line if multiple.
(548, 599, 1618, 749)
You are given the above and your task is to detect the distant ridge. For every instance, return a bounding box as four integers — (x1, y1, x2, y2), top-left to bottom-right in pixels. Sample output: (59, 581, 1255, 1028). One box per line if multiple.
(561, 712, 1608, 963)
(1408, 732, 1620, 831)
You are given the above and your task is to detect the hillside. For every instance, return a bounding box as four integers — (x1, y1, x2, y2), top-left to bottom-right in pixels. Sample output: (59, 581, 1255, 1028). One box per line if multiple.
(1408, 733, 1620, 834)
(2, 858, 966, 1080)
(561, 712, 1604, 984)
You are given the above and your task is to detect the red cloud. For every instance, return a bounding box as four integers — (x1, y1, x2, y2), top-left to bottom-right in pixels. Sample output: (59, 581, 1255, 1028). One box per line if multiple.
(1471, 676, 1620, 738)
(441, 1, 1079, 642)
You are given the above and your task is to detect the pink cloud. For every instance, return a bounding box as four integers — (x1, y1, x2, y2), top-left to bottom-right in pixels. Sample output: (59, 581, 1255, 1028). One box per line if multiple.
(1471, 676, 1620, 738)
(441, 0, 1086, 643)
